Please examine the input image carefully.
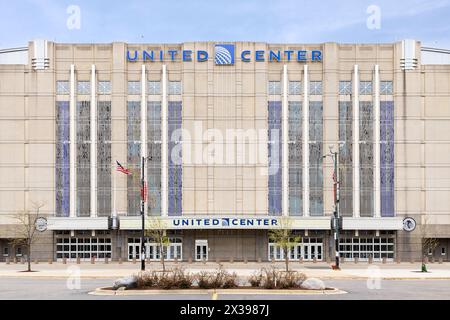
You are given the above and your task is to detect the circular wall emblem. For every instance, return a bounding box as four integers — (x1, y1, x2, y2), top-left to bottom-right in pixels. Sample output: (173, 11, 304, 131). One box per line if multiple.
(35, 217, 48, 232)
(403, 217, 416, 232)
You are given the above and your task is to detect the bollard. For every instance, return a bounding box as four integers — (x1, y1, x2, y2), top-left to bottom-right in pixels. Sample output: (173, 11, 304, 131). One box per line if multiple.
(216, 258, 220, 264)
(91, 256, 95, 264)
(105, 257, 109, 264)
(354, 257, 359, 264)
(326, 256, 331, 264)
(132, 258, 136, 264)
(229, 257, 234, 263)
(13, 257, 17, 264)
(202, 258, 206, 265)
(313, 257, 317, 263)
(439, 257, 443, 264)
(396, 256, 401, 264)
(34, 259, 39, 264)
(188, 257, 192, 264)
(424, 256, 428, 264)
(271, 257, 275, 264)
(5, 257, 10, 264)
(118, 258, 123, 264)
(244, 258, 248, 264)
(257, 257, 262, 263)
(299, 257, 303, 264)
(76, 256, 80, 264)
(62, 257, 67, 264)
(174, 258, 178, 264)
(21, 257, 25, 264)
(430, 257, 435, 264)
(410, 258, 415, 264)
(382, 257, 387, 264)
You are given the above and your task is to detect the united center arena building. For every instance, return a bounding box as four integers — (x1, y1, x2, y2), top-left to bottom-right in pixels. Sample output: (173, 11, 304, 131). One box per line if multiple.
(1, 40, 450, 263)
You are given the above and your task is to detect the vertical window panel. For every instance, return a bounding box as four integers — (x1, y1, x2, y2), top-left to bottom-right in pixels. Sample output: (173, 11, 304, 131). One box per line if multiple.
(288, 101, 302, 216)
(127, 101, 141, 216)
(381, 101, 395, 216)
(309, 101, 323, 216)
(168, 101, 182, 216)
(147, 101, 162, 216)
(268, 101, 282, 215)
(76, 101, 91, 217)
(360, 101, 374, 217)
(97, 101, 111, 217)
(338, 101, 353, 216)
(56, 101, 70, 217)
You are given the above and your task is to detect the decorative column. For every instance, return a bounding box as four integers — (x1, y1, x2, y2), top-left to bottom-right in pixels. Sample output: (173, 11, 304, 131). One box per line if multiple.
(353, 65, 360, 218)
(161, 65, 168, 216)
(282, 65, 288, 217)
(70, 64, 76, 218)
(303, 65, 309, 217)
(374, 65, 381, 218)
(90, 64, 97, 217)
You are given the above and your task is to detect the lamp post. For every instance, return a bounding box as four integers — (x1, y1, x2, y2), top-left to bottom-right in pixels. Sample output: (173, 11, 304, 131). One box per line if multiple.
(323, 146, 341, 270)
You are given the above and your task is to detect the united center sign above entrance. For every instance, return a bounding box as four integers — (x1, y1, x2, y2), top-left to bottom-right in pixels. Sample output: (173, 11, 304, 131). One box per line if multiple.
(127, 44, 322, 64)
(119, 216, 332, 230)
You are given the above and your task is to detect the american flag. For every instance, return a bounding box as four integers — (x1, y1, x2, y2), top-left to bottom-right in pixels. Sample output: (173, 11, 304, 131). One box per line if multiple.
(116, 160, 131, 175)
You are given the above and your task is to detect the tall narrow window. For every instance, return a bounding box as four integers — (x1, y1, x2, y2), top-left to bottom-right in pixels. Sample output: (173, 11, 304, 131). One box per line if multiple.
(360, 101, 374, 217)
(309, 101, 323, 216)
(268, 101, 282, 215)
(288, 101, 302, 216)
(338, 101, 353, 216)
(56, 101, 70, 217)
(268, 81, 281, 95)
(97, 101, 111, 217)
(381, 101, 394, 216)
(76, 101, 91, 217)
(147, 101, 162, 216)
(127, 101, 141, 216)
(168, 101, 182, 216)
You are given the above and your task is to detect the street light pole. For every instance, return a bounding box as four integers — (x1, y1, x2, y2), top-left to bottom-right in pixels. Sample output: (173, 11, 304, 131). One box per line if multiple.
(140, 156, 145, 271)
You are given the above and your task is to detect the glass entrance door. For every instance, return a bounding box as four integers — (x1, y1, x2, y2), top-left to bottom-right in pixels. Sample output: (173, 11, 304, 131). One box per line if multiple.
(303, 243, 323, 261)
(128, 243, 140, 261)
(195, 240, 208, 261)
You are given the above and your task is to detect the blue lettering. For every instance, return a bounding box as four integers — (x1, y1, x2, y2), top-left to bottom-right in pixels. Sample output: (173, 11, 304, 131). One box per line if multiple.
(247, 219, 254, 226)
(297, 50, 307, 61)
(264, 219, 269, 226)
(127, 50, 138, 62)
(271, 219, 278, 226)
(168, 50, 177, 61)
(204, 219, 210, 225)
(159, 50, 164, 61)
(181, 219, 189, 226)
(255, 50, 264, 62)
(284, 50, 294, 61)
(212, 219, 220, 225)
(269, 50, 280, 62)
(312, 50, 322, 61)
(182, 50, 192, 61)
(240, 219, 245, 225)
(142, 50, 154, 61)
(173, 219, 180, 226)
(197, 50, 208, 62)
(241, 50, 251, 62)
(196, 219, 202, 225)
(231, 219, 238, 225)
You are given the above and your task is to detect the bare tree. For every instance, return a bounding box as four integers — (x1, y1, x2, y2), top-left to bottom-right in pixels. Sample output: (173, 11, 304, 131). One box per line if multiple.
(145, 217, 171, 272)
(11, 201, 45, 272)
(268, 217, 301, 272)
(420, 215, 439, 272)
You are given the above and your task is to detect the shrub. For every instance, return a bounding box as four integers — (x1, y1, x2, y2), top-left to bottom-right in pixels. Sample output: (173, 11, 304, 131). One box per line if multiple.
(135, 271, 158, 288)
(172, 268, 193, 289)
(222, 272, 239, 288)
(249, 271, 263, 287)
(261, 267, 281, 289)
(197, 271, 213, 289)
(278, 271, 306, 289)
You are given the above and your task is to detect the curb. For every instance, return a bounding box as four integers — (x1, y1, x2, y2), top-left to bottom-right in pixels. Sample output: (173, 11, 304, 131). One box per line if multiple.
(89, 287, 347, 296)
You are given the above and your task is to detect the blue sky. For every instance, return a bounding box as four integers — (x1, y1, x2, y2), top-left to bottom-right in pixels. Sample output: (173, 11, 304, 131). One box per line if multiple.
(1, 0, 450, 49)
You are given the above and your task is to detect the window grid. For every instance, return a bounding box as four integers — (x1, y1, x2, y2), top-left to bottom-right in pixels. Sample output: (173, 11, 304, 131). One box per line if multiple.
(381, 101, 395, 216)
(98, 81, 111, 95)
(168, 102, 182, 216)
(339, 81, 352, 95)
(359, 81, 372, 95)
(309, 81, 322, 95)
(268, 81, 281, 95)
(168, 81, 182, 95)
(289, 81, 302, 95)
(339, 237, 394, 260)
(56, 237, 112, 260)
(128, 81, 141, 95)
(380, 81, 393, 95)
(56, 81, 70, 94)
(360, 101, 374, 217)
(77, 81, 91, 95)
(148, 81, 161, 95)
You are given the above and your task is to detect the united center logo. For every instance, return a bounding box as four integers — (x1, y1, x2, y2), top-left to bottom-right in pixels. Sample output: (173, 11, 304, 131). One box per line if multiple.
(214, 44, 234, 65)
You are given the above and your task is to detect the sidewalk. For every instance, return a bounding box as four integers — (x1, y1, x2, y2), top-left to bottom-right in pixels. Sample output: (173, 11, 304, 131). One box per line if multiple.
(2, 261, 450, 280)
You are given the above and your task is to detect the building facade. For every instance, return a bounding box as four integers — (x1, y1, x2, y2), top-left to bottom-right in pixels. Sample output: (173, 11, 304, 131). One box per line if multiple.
(0, 40, 449, 262)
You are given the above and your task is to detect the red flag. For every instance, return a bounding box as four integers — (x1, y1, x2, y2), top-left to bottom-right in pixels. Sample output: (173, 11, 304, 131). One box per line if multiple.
(141, 181, 148, 202)
(116, 160, 132, 175)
